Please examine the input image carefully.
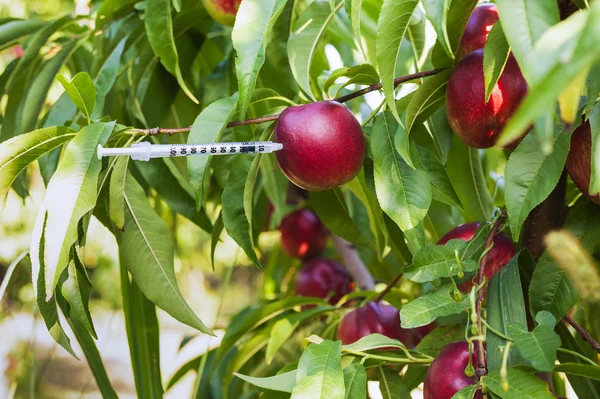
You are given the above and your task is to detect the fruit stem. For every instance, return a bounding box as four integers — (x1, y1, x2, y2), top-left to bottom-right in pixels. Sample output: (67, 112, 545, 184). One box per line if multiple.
(563, 315, 600, 353)
(331, 235, 376, 290)
(556, 347, 598, 366)
(373, 271, 403, 303)
(474, 209, 507, 379)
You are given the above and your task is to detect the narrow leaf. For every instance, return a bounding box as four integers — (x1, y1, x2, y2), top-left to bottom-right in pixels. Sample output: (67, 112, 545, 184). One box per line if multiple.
(187, 94, 238, 209)
(372, 112, 432, 231)
(57, 72, 96, 123)
(483, 21, 510, 103)
(589, 103, 600, 195)
(377, 0, 420, 122)
(118, 174, 212, 333)
(405, 69, 451, 134)
(235, 370, 297, 393)
(483, 368, 554, 399)
(400, 284, 468, 328)
(0, 19, 46, 49)
(59, 252, 97, 339)
(232, 0, 287, 120)
(0, 126, 75, 201)
(343, 363, 366, 399)
(446, 135, 493, 222)
(109, 156, 128, 230)
(415, 146, 462, 210)
(33, 122, 114, 297)
(377, 367, 410, 399)
(422, 0, 452, 59)
(292, 340, 345, 399)
(145, 0, 198, 103)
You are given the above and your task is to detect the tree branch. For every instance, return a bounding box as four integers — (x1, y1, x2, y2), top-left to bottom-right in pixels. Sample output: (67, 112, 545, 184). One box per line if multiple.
(475, 210, 507, 379)
(331, 235, 375, 291)
(563, 315, 600, 353)
(373, 271, 403, 303)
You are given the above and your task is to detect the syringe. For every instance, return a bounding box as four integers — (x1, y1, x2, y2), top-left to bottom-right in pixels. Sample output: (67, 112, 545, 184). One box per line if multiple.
(97, 141, 283, 161)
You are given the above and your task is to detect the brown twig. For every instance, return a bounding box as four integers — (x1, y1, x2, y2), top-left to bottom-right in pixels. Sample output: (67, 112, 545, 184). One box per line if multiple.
(127, 126, 192, 136)
(226, 68, 446, 128)
(475, 210, 507, 379)
(563, 315, 600, 353)
(373, 271, 403, 303)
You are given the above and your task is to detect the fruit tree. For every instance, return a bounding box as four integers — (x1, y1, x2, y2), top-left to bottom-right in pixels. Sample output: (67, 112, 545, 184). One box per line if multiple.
(1, 0, 600, 398)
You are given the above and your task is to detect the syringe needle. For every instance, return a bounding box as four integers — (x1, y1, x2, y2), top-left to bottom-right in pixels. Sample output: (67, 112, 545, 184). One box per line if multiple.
(97, 141, 283, 161)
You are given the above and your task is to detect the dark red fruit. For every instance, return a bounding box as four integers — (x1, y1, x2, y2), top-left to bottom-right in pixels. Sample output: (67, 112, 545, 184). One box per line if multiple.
(337, 302, 416, 346)
(566, 122, 600, 205)
(424, 341, 483, 399)
(294, 258, 351, 305)
(458, 4, 499, 60)
(438, 222, 516, 291)
(280, 209, 328, 259)
(274, 101, 365, 191)
(446, 49, 528, 149)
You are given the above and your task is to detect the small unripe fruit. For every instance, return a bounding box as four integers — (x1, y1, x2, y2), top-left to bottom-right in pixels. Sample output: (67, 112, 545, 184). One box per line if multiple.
(423, 341, 484, 399)
(566, 122, 600, 205)
(458, 4, 499, 60)
(446, 50, 528, 148)
(294, 258, 351, 305)
(279, 209, 328, 259)
(274, 101, 365, 191)
(438, 223, 516, 291)
(202, 0, 241, 26)
(337, 302, 416, 346)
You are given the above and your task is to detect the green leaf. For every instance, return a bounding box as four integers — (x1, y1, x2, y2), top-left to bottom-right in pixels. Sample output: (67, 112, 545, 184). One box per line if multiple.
(446, 135, 493, 222)
(554, 363, 600, 382)
(377, 0, 420, 122)
(533, 111, 555, 155)
(5, 15, 72, 93)
(556, 322, 600, 398)
(506, 121, 573, 240)
(345, 0, 364, 56)
(119, 263, 164, 399)
(217, 297, 328, 363)
(232, 0, 287, 120)
(431, 0, 477, 67)
(496, 5, 599, 147)
(292, 340, 345, 399)
(211, 212, 224, 271)
(400, 283, 468, 328)
(324, 64, 379, 97)
(482, 368, 554, 399)
(266, 306, 335, 365)
(405, 69, 451, 134)
(0, 19, 46, 49)
(109, 156, 129, 231)
(494, 0, 559, 77)
(21, 39, 80, 134)
(372, 112, 432, 232)
(415, 146, 462, 210)
(422, 0, 452, 59)
(56, 293, 118, 399)
(529, 199, 600, 320)
(346, 168, 388, 259)
(288, 1, 342, 100)
(222, 153, 262, 268)
(92, 37, 126, 119)
(310, 188, 373, 249)
(586, 61, 600, 115)
(117, 174, 212, 334)
(486, 251, 530, 372)
(483, 21, 510, 103)
(235, 370, 297, 393)
(59, 252, 97, 339)
(187, 93, 238, 209)
(144, 0, 198, 103)
(0, 126, 75, 202)
(450, 385, 478, 399)
(344, 334, 407, 352)
(0, 251, 27, 306)
(57, 72, 96, 123)
(31, 212, 77, 357)
(377, 367, 410, 399)
(404, 240, 478, 283)
(31, 122, 114, 297)
(260, 153, 290, 229)
(414, 324, 466, 356)
(589, 102, 600, 195)
(135, 155, 212, 233)
(343, 363, 366, 399)
(509, 311, 561, 372)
